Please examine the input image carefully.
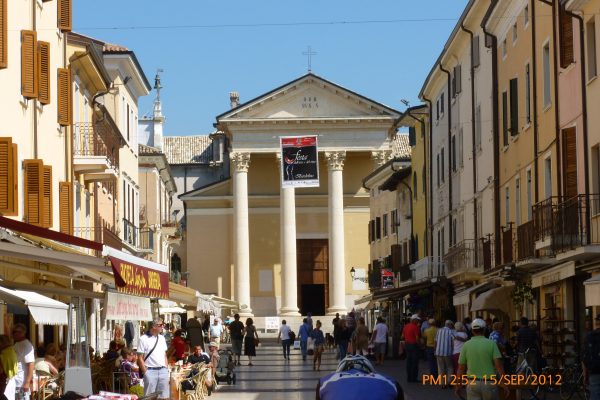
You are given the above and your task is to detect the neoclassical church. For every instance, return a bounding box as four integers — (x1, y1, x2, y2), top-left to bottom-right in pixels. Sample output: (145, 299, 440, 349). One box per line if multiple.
(181, 73, 406, 318)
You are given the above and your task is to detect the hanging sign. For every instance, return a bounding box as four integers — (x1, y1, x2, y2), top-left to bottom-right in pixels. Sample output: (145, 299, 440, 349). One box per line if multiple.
(381, 269, 395, 289)
(280, 136, 319, 188)
(109, 256, 170, 299)
(104, 291, 153, 321)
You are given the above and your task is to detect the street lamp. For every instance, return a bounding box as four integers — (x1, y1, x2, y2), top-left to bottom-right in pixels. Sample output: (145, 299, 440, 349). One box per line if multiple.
(350, 267, 356, 280)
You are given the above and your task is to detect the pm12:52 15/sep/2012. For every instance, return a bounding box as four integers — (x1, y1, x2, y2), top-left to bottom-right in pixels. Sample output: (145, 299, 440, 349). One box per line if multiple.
(421, 374, 562, 386)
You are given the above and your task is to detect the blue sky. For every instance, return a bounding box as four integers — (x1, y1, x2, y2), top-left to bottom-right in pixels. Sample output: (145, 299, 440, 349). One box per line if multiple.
(75, 1, 468, 136)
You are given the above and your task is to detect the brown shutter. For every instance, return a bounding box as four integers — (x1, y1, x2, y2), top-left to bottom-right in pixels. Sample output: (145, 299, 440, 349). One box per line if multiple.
(37, 41, 50, 105)
(57, 68, 72, 126)
(24, 159, 43, 226)
(21, 30, 37, 98)
(562, 128, 578, 198)
(0, 0, 6, 68)
(0, 138, 12, 214)
(59, 181, 73, 234)
(58, 0, 72, 32)
(10, 144, 17, 214)
(42, 165, 52, 228)
(560, 5, 574, 68)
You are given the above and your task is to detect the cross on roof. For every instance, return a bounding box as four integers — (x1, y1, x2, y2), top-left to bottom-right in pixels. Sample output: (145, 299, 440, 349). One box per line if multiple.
(302, 46, 317, 73)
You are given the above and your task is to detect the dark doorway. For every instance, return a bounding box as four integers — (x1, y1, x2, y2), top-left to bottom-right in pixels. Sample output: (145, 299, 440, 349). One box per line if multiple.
(297, 239, 329, 315)
(300, 284, 326, 315)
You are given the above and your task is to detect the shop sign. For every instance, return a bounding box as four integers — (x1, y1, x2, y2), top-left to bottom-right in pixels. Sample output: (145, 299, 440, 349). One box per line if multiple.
(109, 256, 169, 299)
(532, 261, 575, 288)
(381, 269, 394, 289)
(105, 291, 153, 321)
(280, 136, 319, 188)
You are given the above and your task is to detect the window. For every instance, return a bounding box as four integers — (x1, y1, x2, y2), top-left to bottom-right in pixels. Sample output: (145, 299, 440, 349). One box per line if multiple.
(544, 157, 552, 199)
(413, 172, 417, 199)
(458, 128, 464, 168)
(24, 159, 52, 227)
(593, 147, 600, 211)
(513, 23, 518, 43)
(126, 103, 130, 142)
(543, 43, 551, 107)
(475, 105, 482, 150)
(441, 226, 445, 255)
(510, 78, 519, 135)
(437, 230, 441, 258)
(524, 5, 529, 26)
(453, 65, 462, 96)
(505, 186, 510, 226)
(59, 182, 73, 234)
(0, 138, 18, 216)
(502, 91, 508, 146)
(525, 64, 531, 124)
(587, 18, 597, 80)
(516, 178, 521, 226)
(526, 170, 532, 221)
(452, 217, 457, 247)
(451, 135, 457, 172)
(441, 93, 445, 115)
(437, 153, 440, 186)
(436, 99, 440, 121)
(503, 38, 507, 58)
(21, 30, 37, 98)
(57, 68, 72, 126)
(376, 217, 381, 240)
(383, 213, 388, 237)
(422, 165, 426, 194)
(58, 0, 72, 31)
(441, 148, 445, 182)
(408, 126, 416, 146)
(472, 35, 480, 68)
(37, 41, 50, 105)
(559, 5, 574, 68)
(391, 210, 398, 234)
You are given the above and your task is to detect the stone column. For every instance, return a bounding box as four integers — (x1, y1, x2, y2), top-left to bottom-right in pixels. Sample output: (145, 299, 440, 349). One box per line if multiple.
(231, 152, 253, 316)
(326, 151, 348, 315)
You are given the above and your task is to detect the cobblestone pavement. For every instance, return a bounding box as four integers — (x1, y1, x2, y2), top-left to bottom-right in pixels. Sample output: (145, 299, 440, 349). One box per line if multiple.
(210, 341, 456, 400)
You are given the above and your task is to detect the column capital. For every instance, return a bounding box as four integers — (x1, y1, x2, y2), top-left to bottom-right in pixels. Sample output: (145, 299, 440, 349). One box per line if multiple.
(231, 152, 251, 172)
(371, 150, 393, 167)
(325, 151, 346, 171)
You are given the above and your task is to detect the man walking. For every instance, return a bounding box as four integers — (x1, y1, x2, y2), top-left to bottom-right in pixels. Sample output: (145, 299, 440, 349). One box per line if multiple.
(401, 314, 421, 382)
(228, 314, 244, 366)
(138, 318, 169, 399)
(435, 320, 454, 387)
(455, 318, 508, 400)
(299, 318, 312, 361)
(209, 318, 224, 348)
(583, 314, 600, 400)
(423, 319, 438, 375)
(370, 316, 388, 366)
(12, 323, 34, 400)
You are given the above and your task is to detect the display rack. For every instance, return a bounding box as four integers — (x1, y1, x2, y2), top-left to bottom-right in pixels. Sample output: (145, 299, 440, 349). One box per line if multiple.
(541, 307, 577, 368)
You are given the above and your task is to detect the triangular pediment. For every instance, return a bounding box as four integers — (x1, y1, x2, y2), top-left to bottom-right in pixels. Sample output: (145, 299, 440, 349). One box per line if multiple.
(179, 178, 232, 200)
(217, 73, 401, 121)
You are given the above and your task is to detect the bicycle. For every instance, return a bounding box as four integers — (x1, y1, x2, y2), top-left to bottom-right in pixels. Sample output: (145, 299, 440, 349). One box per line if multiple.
(560, 362, 590, 400)
(514, 348, 543, 400)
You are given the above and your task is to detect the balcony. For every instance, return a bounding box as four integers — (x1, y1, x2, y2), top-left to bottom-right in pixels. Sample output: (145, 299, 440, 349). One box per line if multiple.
(72, 120, 121, 181)
(123, 219, 154, 254)
(73, 219, 120, 255)
(401, 256, 445, 286)
(533, 197, 563, 251)
(444, 239, 482, 281)
(551, 194, 600, 262)
(515, 219, 554, 269)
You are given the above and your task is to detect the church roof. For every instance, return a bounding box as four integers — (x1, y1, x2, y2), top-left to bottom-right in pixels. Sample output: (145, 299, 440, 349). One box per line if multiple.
(164, 135, 214, 165)
(392, 134, 411, 160)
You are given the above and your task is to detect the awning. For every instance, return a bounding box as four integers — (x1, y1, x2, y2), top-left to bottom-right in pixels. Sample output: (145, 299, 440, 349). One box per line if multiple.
(197, 295, 219, 314)
(169, 282, 198, 307)
(0, 241, 107, 271)
(354, 294, 373, 309)
(0, 285, 68, 325)
(104, 291, 152, 321)
(159, 299, 186, 314)
(470, 285, 514, 315)
(453, 282, 492, 306)
(210, 295, 238, 309)
(584, 275, 600, 306)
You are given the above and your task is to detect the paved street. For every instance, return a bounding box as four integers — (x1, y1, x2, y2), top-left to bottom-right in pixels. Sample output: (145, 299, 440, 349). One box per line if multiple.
(211, 340, 453, 400)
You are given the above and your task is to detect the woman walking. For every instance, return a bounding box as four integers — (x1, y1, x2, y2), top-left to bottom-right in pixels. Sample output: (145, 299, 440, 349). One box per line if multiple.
(452, 321, 468, 373)
(354, 317, 369, 356)
(310, 321, 325, 371)
(244, 318, 259, 366)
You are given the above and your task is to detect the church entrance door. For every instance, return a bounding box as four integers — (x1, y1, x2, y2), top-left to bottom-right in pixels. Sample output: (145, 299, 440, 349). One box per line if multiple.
(297, 239, 329, 315)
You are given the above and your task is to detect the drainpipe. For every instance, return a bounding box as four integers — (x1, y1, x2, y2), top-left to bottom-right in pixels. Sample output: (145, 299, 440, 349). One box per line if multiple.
(439, 63, 452, 246)
(482, 0, 501, 267)
(532, 0, 540, 204)
(461, 22, 479, 266)
(32, 0, 38, 159)
(563, 8, 590, 243)
(538, 0, 562, 197)
(423, 97, 434, 257)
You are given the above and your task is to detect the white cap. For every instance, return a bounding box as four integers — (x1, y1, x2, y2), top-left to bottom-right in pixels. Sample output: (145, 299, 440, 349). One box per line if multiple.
(471, 318, 486, 330)
(411, 314, 421, 321)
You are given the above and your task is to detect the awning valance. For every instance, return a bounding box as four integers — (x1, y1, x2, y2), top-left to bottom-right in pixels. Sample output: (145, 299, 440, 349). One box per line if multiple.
(584, 275, 600, 306)
(0, 285, 68, 325)
(470, 285, 514, 315)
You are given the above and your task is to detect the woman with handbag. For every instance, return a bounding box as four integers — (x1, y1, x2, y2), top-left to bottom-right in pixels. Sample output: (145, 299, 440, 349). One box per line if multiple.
(244, 318, 259, 366)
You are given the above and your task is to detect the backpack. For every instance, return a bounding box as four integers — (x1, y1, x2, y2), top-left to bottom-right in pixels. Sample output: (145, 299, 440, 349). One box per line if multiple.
(584, 331, 600, 373)
(289, 330, 296, 342)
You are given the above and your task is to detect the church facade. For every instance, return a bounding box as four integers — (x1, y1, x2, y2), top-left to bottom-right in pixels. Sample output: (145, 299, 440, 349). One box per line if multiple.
(181, 73, 404, 317)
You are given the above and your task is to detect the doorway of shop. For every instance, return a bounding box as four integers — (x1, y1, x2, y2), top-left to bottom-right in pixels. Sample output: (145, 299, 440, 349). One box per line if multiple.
(297, 239, 329, 315)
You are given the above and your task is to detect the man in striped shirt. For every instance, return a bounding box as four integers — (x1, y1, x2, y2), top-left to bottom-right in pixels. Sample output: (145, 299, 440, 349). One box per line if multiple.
(435, 320, 455, 387)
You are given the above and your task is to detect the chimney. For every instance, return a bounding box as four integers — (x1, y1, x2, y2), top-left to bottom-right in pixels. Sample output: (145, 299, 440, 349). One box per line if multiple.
(229, 91, 240, 109)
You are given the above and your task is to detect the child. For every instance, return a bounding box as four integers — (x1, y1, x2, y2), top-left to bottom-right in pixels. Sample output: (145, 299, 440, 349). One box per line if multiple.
(119, 348, 142, 388)
(310, 320, 325, 371)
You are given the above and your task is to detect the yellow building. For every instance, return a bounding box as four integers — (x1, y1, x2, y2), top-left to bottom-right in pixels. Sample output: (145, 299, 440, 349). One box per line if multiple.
(181, 73, 402, 325)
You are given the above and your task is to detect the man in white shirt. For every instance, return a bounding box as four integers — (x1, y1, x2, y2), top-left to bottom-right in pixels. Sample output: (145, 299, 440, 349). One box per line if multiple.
(137, 319, 169, 399)
(209, 318, 224, 348)
(370, 317, 389, 366)
(12, 323, 34, 400)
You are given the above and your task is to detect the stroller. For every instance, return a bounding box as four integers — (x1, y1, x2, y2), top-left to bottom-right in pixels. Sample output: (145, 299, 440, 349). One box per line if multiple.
(215, 349, 236, 385)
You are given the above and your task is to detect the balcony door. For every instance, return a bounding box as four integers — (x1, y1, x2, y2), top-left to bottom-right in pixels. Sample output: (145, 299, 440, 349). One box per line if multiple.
(297, 239, 329, 315)
(562, 128, 578, 199)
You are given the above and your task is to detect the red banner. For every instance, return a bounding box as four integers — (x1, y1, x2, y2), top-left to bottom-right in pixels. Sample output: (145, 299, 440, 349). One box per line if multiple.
(109, 256, 169, 299)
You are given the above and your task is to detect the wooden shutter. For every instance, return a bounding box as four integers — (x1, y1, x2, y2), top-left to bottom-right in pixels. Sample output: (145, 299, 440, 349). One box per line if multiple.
(472, 35, 480, 68)
(510, 78, 519, 136)
(59, 182, 73, 234)
(502, 91, 508, 146)
(57, 68, 72, 126)
(408, 126, 416, 146)
(24, 159, 43, 226)
(0, 0, 6, 69)
(559, 5, 574, 68)
(37, 41, 50, 105)
(58, 0, 72, 32)
(0, 138, 17, 215)
(42, 165, 52, 227)
(562, 128, 578, 199)
(21, 30, 37, 98)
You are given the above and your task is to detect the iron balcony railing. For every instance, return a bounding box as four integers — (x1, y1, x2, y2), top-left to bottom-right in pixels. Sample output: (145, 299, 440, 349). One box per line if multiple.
(516, 220, 536, 261)
(444, 239, 478, 275)
(73, 122, 120, 170)
(123, 219, 154, 251)
(410, 256, 446, 282)
(551, 194, 600, 253)
(533, 196, 564, 242)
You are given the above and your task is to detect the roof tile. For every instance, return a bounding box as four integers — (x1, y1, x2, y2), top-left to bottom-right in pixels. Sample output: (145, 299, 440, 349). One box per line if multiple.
(163, 136, 214, 165)
(392, 134, 411, 160)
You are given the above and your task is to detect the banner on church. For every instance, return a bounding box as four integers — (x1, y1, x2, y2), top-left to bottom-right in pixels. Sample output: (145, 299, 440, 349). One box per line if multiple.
(280, 136, 319, 188)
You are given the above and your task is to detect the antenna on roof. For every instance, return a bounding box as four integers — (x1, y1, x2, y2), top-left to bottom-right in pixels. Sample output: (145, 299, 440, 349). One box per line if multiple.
(153, 69, 164, 119)
(400, 99, 410, 107)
